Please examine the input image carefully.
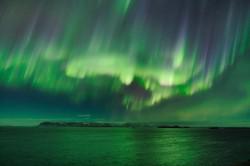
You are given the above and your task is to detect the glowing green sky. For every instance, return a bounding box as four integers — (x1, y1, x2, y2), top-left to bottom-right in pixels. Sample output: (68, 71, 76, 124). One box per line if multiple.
(0, 0, 250, 126)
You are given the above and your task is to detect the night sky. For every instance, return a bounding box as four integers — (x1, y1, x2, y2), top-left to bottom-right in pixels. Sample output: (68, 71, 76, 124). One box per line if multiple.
(0, 0, 250, 126)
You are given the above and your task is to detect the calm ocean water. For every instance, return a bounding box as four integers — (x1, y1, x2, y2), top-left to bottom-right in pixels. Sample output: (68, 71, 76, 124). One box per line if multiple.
(0, 127, 249, 166)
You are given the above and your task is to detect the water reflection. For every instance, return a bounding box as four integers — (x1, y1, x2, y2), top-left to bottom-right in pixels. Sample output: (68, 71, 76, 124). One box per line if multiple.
(1, 127, 250, 166)
(130, 128, 205, 166)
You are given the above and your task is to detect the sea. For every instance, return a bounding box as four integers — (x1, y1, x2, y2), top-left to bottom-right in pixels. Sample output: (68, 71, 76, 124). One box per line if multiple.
(0, 127, 249, 166)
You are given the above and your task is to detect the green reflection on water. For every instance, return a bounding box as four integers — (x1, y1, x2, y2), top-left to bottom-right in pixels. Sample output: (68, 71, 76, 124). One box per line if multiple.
(0, 127, 250, 166)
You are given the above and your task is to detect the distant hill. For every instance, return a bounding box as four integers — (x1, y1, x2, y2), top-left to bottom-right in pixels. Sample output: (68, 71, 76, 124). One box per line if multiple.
(38, 121, 190, 128)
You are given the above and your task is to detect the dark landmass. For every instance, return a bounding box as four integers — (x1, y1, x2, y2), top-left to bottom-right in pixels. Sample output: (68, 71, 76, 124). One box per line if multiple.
(0, 122, 248, 129)
(37, 122, 250, 129)
(208, 127, 220, 129)
(39, 122, 118, 127)
(157, 125, 190, 128)
(38, 121, 191, 128)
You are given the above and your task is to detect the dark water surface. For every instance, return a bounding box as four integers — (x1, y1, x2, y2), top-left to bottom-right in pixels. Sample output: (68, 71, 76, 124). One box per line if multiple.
(0, 127, 249, 166)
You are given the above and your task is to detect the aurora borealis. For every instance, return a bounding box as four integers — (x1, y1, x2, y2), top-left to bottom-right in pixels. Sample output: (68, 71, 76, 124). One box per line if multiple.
(0, 0, 250, 126)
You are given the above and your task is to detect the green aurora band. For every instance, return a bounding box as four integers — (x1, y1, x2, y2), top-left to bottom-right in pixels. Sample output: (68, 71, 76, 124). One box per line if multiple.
(0, 0, 249, 110)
